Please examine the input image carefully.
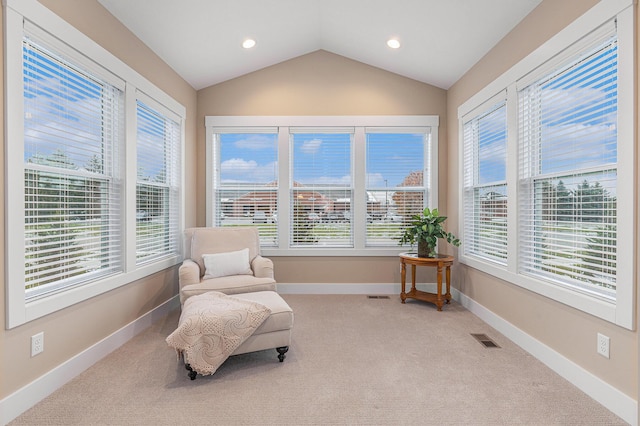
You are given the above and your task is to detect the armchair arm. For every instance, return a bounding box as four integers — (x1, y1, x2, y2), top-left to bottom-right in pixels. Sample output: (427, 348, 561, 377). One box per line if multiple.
(251, 255, 274, 279)
(179, 259, 201, 288)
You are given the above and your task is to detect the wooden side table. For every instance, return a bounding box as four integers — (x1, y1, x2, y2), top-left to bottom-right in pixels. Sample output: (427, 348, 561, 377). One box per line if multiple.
(400, 252, 454, 311)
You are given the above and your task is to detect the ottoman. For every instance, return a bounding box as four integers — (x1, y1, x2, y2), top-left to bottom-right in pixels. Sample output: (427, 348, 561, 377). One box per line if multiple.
(171, 291, 294, 380)
(229, 290, 294, 358)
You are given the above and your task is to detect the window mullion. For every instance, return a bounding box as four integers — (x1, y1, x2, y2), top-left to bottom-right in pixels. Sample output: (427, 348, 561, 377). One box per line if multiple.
(352, 127, 366, 249)
(124, 85, 137, 272)
(506, 82, 519, 274)
(278, 126, 291, 250)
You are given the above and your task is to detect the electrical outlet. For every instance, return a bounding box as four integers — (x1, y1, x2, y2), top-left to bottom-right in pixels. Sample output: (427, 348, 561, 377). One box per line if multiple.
(597, 333, 609, 359)
(31, 332, 44, 357)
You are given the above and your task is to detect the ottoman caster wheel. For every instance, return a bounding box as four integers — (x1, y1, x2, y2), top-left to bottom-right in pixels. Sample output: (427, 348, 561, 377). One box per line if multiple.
(185, 363, 197, 380)
(276, 346, 289, 362)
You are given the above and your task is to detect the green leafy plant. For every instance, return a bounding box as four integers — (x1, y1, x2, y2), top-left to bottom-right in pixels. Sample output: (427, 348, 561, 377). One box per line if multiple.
(399, 207, 460, 257)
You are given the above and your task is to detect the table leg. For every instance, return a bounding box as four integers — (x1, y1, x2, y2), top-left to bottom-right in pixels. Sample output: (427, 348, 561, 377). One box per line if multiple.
(436, 264, 443, 311)
(400, 260, 406, 303)
(411, 264, 416, 293)
(445, 265, 451, 304)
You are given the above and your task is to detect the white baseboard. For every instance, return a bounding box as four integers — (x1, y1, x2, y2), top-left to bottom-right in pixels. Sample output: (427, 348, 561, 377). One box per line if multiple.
(455, 290, 637, 426)
(277, 282, 442, 294)
(277, 282, 405, 294)
(0, 296, 180, 426)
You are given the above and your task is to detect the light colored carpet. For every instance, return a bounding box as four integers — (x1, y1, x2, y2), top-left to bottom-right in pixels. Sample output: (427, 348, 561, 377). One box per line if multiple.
(10, 295, 626, 425)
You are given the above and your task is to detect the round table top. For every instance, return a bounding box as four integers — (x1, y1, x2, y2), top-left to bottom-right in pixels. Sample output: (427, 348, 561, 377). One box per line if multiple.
(399, 252, 454, 263)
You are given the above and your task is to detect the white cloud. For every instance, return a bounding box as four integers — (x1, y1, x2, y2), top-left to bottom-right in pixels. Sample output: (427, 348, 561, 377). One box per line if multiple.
(366, 173, 385, 187)
(303, 174, 351, 185)
(300, 139, 322, 154)
(541, 121, 617, 173)
(234, 134, 275, 150)
(220, 159, 278, 183)
(221, 158, 258, 174)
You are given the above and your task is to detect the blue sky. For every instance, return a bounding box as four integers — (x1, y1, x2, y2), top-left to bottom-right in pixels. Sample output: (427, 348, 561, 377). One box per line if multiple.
(219, 133, 278, 184)
(219, 132, 427, 188)
(24, 40, 176, 182)
(474, 37, 617, 188)
(24, 32, 617, 198)
(23, 41, 112, 171)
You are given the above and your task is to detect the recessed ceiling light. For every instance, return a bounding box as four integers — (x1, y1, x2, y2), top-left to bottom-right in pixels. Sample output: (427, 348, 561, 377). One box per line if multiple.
(387, 39, 400, 49)
(242, 39, 256, 49)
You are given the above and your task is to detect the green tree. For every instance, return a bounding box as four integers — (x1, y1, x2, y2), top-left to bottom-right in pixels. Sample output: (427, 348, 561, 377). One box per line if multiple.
(84, 155, 104, 220)
(573, 180, 616, 223)
(24, 151, 86, 289)
(580, 224, 616, 289)
(539, 181, 557, 221)
(555, 180, 573, 221)
(292, 202, 317, 244)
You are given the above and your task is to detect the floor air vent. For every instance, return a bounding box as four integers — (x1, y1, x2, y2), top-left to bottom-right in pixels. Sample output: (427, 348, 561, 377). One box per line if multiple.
(471, 333, 500, 348)
(367, 295, 391, 299)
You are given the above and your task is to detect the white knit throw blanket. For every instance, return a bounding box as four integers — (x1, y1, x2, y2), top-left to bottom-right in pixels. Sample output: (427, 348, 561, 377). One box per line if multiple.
(166, 291, 271, 376)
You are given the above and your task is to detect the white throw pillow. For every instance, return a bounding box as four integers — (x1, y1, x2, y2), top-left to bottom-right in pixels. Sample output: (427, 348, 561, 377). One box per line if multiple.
(203, 249, 252, 279)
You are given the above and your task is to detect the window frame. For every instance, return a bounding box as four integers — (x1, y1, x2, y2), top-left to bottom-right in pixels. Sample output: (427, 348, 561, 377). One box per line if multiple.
(364, 128, 432, 247)
(5, 0, 186, 328)
(290, 128, 355, 248)
(461, 92, 509, 265)
(457, 0, 635, 329)
(212, 128, 280, 247)
(205, 116, 439, 256)
(135, 94, 182, 265)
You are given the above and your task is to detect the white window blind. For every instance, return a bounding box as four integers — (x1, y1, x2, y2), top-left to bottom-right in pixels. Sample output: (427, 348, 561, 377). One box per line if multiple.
(462, 101, 508, 263)
(23, 33, 124, 298)
(290, 130, 353, 247)
(214, 131, 279, 246)
(518, 29, 618, 298)
(365, 130, 430, 246)
(136, 99, 181, 263)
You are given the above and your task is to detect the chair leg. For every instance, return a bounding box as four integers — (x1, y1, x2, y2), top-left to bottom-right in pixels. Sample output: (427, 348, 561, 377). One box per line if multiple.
(276, 346, 289, 362)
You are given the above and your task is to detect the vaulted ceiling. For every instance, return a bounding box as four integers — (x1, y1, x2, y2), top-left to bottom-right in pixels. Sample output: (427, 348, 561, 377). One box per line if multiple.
(98, 0, 542, 90)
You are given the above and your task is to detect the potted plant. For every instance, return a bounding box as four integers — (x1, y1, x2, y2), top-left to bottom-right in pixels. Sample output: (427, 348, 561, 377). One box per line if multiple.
(399, 207, 460, 258)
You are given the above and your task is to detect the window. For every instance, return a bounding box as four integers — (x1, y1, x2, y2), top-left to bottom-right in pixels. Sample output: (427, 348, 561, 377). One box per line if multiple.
(518, 29, 618, 299)
(213, 130, 278, 246)
(5, 1, 185, 327)
(365, 130, 431, 246)
(21, 28, 124, 300)
(136, 98, 182, 263)
(458, 1, 634, 328)
(291, 129, 353, 247)
(206, 116, 439, 255)
(462, 100, 508, 264)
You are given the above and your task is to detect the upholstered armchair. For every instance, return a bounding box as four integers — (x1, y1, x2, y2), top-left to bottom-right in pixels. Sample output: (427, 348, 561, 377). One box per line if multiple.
(179, 227, 276, 304)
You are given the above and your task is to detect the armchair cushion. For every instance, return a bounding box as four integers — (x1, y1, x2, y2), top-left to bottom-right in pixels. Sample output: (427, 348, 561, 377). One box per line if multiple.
(203, 248, 252, 279)
(180, 275, 277, 304)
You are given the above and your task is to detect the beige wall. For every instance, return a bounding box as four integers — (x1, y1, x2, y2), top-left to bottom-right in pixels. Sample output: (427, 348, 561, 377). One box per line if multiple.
(197, 50, 449, 284)
(0, 0, 197, 399)
(447, 0, 637, 400)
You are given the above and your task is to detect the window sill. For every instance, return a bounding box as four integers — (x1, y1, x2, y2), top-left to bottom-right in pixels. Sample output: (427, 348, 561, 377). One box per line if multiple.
(459, 254, 628, 330)
(11, 256, 181, 328)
